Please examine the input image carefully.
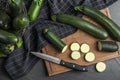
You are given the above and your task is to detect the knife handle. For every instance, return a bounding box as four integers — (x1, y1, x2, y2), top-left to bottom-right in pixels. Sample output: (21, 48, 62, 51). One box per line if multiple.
(60, 60, 88, 71)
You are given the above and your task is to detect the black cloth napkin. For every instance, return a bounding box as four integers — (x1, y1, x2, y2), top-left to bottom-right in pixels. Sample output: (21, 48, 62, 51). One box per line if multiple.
(1, 0, 117, 79)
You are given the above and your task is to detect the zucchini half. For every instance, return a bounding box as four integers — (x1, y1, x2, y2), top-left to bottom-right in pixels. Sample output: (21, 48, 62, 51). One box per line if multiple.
(43, 28, 68, 53)
(97, 41, 119, 52)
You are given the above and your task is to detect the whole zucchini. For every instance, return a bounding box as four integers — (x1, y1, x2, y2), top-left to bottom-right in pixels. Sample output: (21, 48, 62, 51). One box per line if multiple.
(0, 29, 18, 44)
(0, 11, 11, 30)
(13, 14, 30, 30)
(7, 0, 25, 17)
(0, 43, 15, 54)
(43, 28, 68, 53)
(74, 5, 120, 41)
(52, 14, 108, 40)
(97, 40, 119, 52)
(28, 0, 45, 21)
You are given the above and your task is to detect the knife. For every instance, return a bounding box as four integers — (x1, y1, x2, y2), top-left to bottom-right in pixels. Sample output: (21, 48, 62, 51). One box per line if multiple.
(31, 52, 88, 72)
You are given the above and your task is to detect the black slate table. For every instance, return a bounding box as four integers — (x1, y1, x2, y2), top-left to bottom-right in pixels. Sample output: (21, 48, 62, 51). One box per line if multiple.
(0, 1, 120, 80)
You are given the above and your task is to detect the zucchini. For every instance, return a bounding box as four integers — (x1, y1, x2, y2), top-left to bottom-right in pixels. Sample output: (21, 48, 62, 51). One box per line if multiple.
(74, 5, 120, 41)
(0, 11, 11, 30)
(13, 14, 29, 30)
(70, 42, 80, 51)
(43, 28, 68, 53)
(0, 43, 15, 54)
(0, 29, 18, 44)
(97, 40, 119, 52)
(52, 14, 108, 40)
(96, 62, 106, 72)
(71, 51, 81, 60)
(13, 32, 23, 48)
(28, 0, 45, 21)
(7, 0, 25, 17)
(80, 43, 90, 53)
(85, 52, 95, 62)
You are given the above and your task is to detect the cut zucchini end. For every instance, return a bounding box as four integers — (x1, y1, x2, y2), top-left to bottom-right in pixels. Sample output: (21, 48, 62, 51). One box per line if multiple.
(98, 41, 102, 51)
(71, 51, 81, 60)
(61, 45, 68, 53)
(96, 62, 106, 72)
(51, 15, 57, 21)
(81, 43, 90, 53)
(70, 42, 80, 51)
(85, 52, 95, 62)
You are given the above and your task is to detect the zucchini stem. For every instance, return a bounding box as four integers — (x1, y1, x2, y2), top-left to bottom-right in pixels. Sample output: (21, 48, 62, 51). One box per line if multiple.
(74, 6, 83, 12)
(51, 15, 57, 21)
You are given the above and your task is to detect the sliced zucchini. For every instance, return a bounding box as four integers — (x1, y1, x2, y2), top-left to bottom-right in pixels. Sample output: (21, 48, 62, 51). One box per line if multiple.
(71, 51, 81, 60)
(70, 42, 80, 51)
(96, 62, 106, 72)
(81, 43, 90, 53)
(85, 52, 95, 62)
(62, 45, 68, 53)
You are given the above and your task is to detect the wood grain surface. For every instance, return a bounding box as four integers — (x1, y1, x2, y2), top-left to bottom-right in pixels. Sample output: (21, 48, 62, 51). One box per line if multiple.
(42, 8, 120, 76)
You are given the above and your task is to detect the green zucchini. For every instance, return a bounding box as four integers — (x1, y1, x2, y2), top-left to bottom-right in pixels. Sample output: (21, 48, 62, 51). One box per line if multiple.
(13, 14, 29, 30)
(0, 29, 18, 44)
(0, 11, 11, 30)
(7, 0, 25, 17)
(51, 14, 108, 40)
(43, 28, 68, 53)
(97, 41, 119, 52)
(28, 0, 45, 21)
(13, 32, 23, 48)
(74, 5, 120, 41)
(0, 43, 15, 54)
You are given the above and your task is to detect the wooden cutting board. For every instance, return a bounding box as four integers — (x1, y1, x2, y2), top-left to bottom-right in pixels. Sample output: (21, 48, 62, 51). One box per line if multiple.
(42, 8, 120, 76)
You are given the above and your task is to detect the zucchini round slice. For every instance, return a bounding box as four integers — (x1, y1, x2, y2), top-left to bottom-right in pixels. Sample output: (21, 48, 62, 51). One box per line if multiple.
(96, 62, 106, 72)
(71, 51, 81, 60)
(85, 52, 95, 62)
(81, 43, 90, 53)
(70, 42, 80, 51)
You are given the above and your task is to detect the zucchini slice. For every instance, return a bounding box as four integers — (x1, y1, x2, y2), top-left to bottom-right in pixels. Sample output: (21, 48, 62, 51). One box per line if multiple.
(85, 52, 95, 62)
(81, 43, 90, 53)
(71, 51, 81, 60)
(98, 41, 119, 52)
(96, 62, 106, 72)
(70, 42, 80, 51)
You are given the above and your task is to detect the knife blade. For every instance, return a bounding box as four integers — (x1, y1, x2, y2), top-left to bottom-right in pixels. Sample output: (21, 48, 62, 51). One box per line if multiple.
(31, 52, 88, 72)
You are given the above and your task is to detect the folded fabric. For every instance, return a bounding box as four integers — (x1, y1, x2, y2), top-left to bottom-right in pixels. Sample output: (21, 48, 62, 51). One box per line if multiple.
(3, 0, 117, 79)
